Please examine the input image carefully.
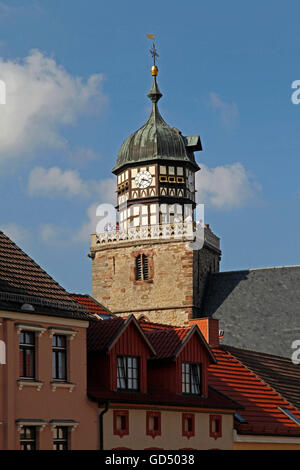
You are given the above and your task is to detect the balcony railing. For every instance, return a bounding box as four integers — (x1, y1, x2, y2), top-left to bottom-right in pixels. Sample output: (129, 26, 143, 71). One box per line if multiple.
(91, 223, 220, 250)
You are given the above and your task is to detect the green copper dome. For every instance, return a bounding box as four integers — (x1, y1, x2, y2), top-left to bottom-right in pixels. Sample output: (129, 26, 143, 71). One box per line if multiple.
(112, 77, 201, 173)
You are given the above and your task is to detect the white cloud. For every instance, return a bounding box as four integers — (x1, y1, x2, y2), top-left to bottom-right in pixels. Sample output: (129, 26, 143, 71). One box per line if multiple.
(28, 166, 115, 202)
(0, 223, 30, 246)
(73, 203, 100, 243)
(209, 92, 239, 130)
(67, 146, 98, 165)
(72, 181, 116, 243)
(34, 170, 116, 245)
(28, 166, 89, 198)
(196, 163, 260, 208)
(39, 223, 67, 245)
(0, 49, 106, 161)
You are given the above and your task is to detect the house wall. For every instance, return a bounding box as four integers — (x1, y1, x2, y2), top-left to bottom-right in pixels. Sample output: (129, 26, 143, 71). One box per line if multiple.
(234, 442, 300, 450)
(147, 361, 177, 393)
(102, 406, 233, 450)
(0, 312, 98, 450)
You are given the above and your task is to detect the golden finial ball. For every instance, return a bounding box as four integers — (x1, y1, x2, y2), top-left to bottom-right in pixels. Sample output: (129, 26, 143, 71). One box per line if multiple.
(151, 65, 158, 76)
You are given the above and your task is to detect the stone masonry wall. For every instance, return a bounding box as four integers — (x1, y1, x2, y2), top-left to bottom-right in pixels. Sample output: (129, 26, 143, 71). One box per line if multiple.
(91, 238, 221, 327)
(92, 240, 193, 319)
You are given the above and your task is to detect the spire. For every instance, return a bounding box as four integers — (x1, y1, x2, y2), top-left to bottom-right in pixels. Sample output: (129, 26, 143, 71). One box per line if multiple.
(147, 76, 162, 104)
(146, 34, 163, 104)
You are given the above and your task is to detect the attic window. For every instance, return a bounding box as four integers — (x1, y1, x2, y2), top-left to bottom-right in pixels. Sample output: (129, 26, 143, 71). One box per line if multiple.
(135, 254, 149, 281)
(117, 356, 139, 391)
(182, 362, 201, 395)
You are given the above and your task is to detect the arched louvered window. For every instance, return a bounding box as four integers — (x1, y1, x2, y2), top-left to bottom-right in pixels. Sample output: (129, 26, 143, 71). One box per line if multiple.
(135, 254, 149, 281)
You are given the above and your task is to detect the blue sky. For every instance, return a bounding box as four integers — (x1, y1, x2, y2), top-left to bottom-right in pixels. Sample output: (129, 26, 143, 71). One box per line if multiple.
(0, 0, 300, 294)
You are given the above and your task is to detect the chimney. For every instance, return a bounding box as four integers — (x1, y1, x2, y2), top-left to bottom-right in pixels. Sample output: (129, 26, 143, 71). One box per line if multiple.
(190, 318, 220, 348)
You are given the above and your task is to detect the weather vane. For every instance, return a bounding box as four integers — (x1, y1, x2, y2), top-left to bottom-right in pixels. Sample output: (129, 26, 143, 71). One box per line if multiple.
(146, 34, 159, 66)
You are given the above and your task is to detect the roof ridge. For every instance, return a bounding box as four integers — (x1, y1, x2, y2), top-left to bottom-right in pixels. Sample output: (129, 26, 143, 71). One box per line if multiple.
(222, 344, 293, 362)
(212, 265, 300, 276)
(0, 230, 74, 301)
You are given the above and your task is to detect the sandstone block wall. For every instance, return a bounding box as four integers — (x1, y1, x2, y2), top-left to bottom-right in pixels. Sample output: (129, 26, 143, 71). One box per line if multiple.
(91, 239, 220, 327)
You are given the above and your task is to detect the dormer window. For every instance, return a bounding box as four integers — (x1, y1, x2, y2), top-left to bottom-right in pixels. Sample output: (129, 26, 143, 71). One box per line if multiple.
(182, 362, 201, 395)
(117, 356, 139, 391)
(135, 254, 149, 281)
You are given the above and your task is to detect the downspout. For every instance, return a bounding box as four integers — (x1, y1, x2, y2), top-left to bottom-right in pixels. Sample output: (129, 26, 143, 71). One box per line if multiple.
(98, 401, 110, 450)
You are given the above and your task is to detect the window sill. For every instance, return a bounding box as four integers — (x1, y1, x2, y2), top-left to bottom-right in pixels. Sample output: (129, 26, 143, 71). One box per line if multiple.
(17, 379, 44, 391)
(51, 381, 75, 393)
(133, 280, 153, 285)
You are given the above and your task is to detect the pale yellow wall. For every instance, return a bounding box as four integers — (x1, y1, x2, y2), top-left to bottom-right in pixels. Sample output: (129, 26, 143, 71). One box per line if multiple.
(234, 442, 300, 450)
(103, 408, 233, 450)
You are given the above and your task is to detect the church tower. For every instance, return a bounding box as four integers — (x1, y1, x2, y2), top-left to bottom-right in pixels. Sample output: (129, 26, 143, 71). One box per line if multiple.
(90, 52, 221, 326)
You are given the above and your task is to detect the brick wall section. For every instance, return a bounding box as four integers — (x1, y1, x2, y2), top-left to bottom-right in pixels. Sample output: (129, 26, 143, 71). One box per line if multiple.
(190, 318, 220, 348)
(91, 239, 220, 327)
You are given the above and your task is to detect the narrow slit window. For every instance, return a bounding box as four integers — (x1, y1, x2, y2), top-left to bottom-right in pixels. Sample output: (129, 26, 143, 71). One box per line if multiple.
(135, 254, 149, 281)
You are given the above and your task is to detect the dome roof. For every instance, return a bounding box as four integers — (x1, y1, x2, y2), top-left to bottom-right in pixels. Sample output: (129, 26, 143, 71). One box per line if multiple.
(112, 77, 201, 173)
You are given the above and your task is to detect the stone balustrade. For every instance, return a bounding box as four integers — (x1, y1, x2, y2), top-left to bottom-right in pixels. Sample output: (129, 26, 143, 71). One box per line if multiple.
(91, 223, 220, 251)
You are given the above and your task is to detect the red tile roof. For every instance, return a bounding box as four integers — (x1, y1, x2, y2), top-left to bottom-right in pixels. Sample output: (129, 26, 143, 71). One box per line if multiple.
(224, 345, 300, 411)
(144, 328, 190, 358)
(139, 319, 176, 332)
(208, 347, 300, 436)
(87, 315, 156, 355)
(71, 294, 112, 317)
(87, 317, 124, 352)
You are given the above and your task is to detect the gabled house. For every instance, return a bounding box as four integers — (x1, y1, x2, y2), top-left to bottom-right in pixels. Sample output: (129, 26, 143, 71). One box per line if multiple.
(0, 231, 98, 450)
(87, 314, 240, 450)
(190, 318, 300, 450)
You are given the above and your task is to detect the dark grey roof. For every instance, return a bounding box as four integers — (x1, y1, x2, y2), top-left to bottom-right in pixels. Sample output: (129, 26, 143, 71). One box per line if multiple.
(202, 266, 300, 358)
(112, 76, 201, 173)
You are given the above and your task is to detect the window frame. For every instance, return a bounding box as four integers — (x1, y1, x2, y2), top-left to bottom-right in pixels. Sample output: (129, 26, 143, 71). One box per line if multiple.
(53, 426, 69, 450)
(135, 254, 149, 281)
(181, 361, 202, 395)
(52, 334, 68, 382)
(209, 415, 222, 440)
(117, 355, 140, 392)
(19, 331, 36, 379)
(182, 413, 195, 439)
(113, 410, 129, 438)
(146, 411, 161, 438)
(20, 426, 37, 450)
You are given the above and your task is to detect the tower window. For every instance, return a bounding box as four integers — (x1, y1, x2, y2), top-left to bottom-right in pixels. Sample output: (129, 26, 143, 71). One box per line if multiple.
(135, 254, 149, 281)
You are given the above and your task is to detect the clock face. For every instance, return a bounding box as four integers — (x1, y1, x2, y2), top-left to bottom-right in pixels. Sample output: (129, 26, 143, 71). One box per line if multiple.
(135, 170, 152, 189)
